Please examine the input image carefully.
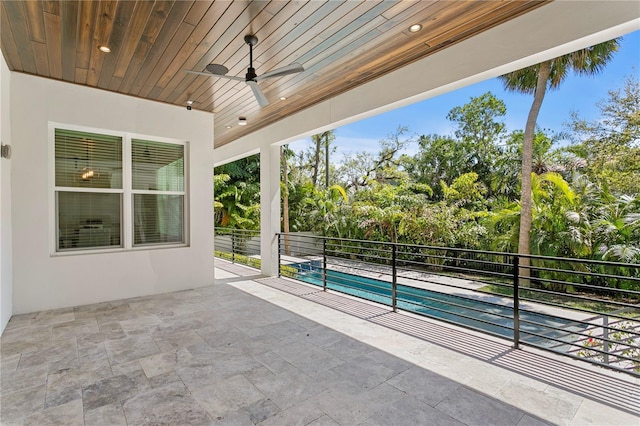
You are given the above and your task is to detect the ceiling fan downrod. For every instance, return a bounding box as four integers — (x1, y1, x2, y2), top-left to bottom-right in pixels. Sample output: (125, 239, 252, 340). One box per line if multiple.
(244, 35, 258, 82)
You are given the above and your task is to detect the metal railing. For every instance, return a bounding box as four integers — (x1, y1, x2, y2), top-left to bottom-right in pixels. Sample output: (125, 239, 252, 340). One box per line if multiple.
(276, 233, 640, 376)
(214, 227, 261, 268)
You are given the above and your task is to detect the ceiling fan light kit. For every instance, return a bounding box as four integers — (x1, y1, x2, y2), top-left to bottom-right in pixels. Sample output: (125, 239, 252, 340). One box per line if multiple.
(186, 35, 304, 108)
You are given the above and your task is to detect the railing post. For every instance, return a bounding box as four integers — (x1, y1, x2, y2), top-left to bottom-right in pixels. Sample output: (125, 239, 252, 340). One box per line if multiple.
(231, 229, 236, 263)
(322, 239, 327, 291)
(392, 243, 397, 312)
(513, 255, 520, 349)
(277, 233, 282, 278)
(603, 315, 610, 365)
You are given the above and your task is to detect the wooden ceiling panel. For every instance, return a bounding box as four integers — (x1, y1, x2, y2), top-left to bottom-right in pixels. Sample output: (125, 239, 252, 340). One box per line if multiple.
(24, 1, 46, 43)
(60, 0, 78, 82)
(1, 0, 550, 148)
(118, 1, 178, 93)
(126, 0, 193, 95)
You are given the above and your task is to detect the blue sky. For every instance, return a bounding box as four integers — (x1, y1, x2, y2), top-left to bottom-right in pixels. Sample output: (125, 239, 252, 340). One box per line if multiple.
(291, 30, 639, 163)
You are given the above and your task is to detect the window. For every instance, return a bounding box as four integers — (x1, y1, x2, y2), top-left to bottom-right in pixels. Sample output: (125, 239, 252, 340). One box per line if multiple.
(132, 139, 185, 246)
(53, 126, 187, 253)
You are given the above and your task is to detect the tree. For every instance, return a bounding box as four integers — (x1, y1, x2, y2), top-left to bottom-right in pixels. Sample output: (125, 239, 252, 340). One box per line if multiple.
(567, 74, 640, 195)
(214, 154, 261, 229)
(447, 92, 507, 189)
(306, 131, 335, 187)
(281, 145, 294, 254)
(593, 194, 640, 263)
(488, 172, 592, 260)
(403, 134, 467, 198)
(352, 180, 430, 243)
(340, 126, 411, 191)
(498, 39, 619, 283)
(405, 93, 507, 198)
(303, 184, 348, 237)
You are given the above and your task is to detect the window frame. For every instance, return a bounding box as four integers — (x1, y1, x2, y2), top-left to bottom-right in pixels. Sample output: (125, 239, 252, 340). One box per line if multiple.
(49, 123, 190, 255)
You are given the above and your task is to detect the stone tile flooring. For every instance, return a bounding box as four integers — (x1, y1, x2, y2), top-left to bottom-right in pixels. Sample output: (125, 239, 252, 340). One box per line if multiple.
(1, 261, 638, 425)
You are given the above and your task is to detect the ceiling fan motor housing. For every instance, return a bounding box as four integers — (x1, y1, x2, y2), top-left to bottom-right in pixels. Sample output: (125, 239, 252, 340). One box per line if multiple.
(246, 67, 257, 82)
(244, 35, 258, 46)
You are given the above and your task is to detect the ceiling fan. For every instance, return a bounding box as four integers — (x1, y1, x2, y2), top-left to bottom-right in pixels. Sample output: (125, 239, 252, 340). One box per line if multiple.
(186, 35, 304, 107)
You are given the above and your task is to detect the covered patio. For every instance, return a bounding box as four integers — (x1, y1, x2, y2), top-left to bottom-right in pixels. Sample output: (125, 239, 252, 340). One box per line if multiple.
(1, 1, 640, 424)
(1, 260, 638, 424)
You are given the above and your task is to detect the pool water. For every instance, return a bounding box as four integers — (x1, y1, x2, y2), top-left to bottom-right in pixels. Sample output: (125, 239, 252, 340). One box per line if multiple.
(293, 265, 585, 348)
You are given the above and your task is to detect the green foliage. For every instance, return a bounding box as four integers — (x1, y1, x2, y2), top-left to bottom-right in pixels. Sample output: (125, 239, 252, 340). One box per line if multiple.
(340, 126, 412, 191)
(214, 154, 261, 230)
(498, 39, 620, 273)
(567, 75, 640, 195)
(498, 40, 620, 94)
(214, 250, 261, 269)
(214, 250, 298, 278)
(302, 184, 350, 237)
(577, 321, 640, 373)
(216, 68, 639, 299)
(406, 93, 508, 198)
(440, 172, 487, 209)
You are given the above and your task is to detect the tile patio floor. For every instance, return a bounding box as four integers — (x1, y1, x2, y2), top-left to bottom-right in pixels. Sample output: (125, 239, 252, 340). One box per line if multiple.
(1, 260, 638, 425)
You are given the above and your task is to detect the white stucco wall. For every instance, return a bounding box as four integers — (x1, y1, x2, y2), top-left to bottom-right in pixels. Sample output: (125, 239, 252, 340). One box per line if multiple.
(10, 74, 214, 315)
(0, 52, 12, 332)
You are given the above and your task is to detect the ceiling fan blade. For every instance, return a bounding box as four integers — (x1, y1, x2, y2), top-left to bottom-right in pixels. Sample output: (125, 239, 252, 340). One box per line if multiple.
(185, 70, 216, 77)
(256, 63, 304, 80)
(184, 69, 245, 81)
(205, 63, 229, 75)
(246, 80, 269, 107)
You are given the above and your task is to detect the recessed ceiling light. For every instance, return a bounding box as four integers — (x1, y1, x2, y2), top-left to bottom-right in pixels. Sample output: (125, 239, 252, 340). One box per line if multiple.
(280, 96, 287, 101)
(409, 24, 422, 33)
(226, 125, 232, 129)
(98, 46, 111, 53)
(238, 117, 247, 126)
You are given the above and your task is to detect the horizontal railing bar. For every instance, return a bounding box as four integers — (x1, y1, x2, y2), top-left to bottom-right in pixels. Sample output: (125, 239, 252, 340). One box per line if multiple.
(279, 232, 640, 269)
(325, 256, 390, 272)
(526, 264, 640, 284)
(395, 260, 513, 281)
(518, 329, 640, 365)
(396, 290, 516, 323)
(396, 252, 512, 270)
(396, 253, 511, 271)
(398, 298, 514, 332)
(325, 250, 390, 264)
(517, 316, 640, 343)
(517, 313, 640, 342)
(520, 274, 640, 296)
(523, 341, 640, 376)
(520, 287, 640, 309)
(394, 273, 515, 298)
(519, 298, 639, 322)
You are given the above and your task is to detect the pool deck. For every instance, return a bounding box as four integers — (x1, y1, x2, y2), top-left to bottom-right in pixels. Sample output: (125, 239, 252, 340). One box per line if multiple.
(0, 259, 638, 425)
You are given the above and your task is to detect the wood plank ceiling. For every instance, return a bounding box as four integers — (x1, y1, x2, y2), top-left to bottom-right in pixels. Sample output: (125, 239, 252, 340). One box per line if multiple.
(1, 1, 549, 148)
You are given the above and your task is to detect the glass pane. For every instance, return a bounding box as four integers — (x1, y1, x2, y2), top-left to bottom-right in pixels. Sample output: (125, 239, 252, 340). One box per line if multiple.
(57, 192, 122, 250)
(132, 139, 184, 191)
(55, 129, 122, 189)
(133, 194, 184, 245)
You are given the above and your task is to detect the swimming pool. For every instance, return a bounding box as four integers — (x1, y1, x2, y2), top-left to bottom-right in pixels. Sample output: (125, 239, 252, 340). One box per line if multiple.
(292, 264, 585, 349)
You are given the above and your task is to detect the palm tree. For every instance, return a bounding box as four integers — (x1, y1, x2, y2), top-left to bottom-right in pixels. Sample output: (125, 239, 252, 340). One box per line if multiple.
(304, 184, 348, 237)
(593, 194, 640, 263)
(281, 145, 291, 255)
(498, 39, 619, 284)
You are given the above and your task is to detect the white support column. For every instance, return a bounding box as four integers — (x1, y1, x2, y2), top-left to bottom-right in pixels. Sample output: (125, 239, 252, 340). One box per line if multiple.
(259, 144, 280, 276)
